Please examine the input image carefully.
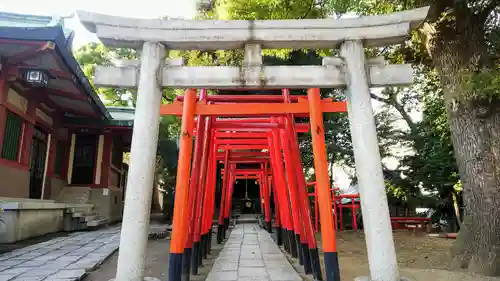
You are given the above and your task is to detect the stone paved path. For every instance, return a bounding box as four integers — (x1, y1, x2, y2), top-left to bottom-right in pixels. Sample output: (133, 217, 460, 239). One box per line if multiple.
(207, 224, 302, 281)
(0, 227, 120, 281)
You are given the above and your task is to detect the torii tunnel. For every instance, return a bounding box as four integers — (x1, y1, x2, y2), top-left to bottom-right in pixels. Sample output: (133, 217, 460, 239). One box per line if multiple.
(161, 88, 346, 281)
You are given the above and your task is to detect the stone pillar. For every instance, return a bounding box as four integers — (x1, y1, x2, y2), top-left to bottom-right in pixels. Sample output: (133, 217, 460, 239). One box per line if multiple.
(113, 42, 165, 281)
(100, 131, 113, 188)
(94, 134, 105, 185)
(340, 40, 399, 281)
(67, 133, 76, 184)
(20, 100, 37, 166)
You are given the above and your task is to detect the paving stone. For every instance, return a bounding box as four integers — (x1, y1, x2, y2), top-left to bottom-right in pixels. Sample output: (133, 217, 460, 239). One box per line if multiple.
(213, 262, 239, 271)
(0, 274, 19, 281)
(53, 255, 83, 263)
(239, 259, 265, 267)
(0, 265, 12, 271)
(11, 276, 46, 281)
(51, 269, 87, 279)
(206, 271, 238, 281)
(0, 227, 120, 281)
(42, 260, 73, 270)
(267, 269, 302, 281)
(10, 253, 43, 260)
(238, 267, 268, 277)
(237, 277, 271, 281)
(0, 267, 31, 276)
(206, 224, 302, 281)
(17, 267, 59, 277)
(0, 260, 24, 267)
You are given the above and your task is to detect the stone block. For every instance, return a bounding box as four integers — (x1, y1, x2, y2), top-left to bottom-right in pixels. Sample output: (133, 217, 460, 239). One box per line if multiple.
(0, 260, 24, 267)
(0, 267, 31, 276)
(0, 275, 20, 281)
(237, 278, 271, 281)
(11, 276, 46, 281)
(267, 268, 302, 281)
(355, 277, 413, 281)
(206, 270, 238, 281)
(17, 268, 59, 277)
(109, 277, 161, 281)
(213, 262, 239, 271)
(240, 259, 265, 267)
(51, 269, 86, 279)
(238, 267, 268, 277)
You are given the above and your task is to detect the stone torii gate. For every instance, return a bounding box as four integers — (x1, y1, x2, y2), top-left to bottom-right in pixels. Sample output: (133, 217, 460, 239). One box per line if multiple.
(78, 6, 429, 281)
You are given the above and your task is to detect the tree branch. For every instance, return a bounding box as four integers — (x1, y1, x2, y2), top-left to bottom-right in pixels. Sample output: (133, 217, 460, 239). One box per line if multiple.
(370, 93, 389, 103)
(477, 0, 500, 21)
(425, 0, 455, 22)
(393, 101, 417, 130)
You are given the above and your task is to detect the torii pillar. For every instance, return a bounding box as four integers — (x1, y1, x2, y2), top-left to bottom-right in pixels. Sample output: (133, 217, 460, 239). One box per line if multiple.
(114, 42, 165, 281)
(78, 7, 430, 281)
(341, 40, 399, 281)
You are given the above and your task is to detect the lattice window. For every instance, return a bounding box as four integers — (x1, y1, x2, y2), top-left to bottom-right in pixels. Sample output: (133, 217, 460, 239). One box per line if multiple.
(1, 111, 23, 161)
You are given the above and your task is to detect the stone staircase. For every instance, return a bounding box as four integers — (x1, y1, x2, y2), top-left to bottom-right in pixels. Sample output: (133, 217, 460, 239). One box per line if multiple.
(56, 186, 109, 230)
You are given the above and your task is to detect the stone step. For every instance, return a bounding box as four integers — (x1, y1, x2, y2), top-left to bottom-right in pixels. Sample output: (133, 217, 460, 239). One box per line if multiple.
(71, 211, 98, 218)
(63, 215, 89, 231)
(87, 218, 108, 228)
(65, 204, 94, 214)
(83, 214, 101, 222)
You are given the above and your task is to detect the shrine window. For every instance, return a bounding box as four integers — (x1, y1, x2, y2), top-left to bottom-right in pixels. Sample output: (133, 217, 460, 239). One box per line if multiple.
(111, 136, 123, 168)
(1, 111, 23, 161)
(53, 141, 66, 176)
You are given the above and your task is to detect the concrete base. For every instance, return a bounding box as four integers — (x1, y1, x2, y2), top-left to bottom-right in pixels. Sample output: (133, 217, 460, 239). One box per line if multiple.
(355, 277, 413, 281)
(0, 200, 66, 243)
(109, 277, 161, 281)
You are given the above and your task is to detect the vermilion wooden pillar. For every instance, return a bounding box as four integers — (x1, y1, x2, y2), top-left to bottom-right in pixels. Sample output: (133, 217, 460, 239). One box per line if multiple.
(202, 125, 218, 255)
(223, 163, 236, 230)
(262, 162, 272, 232)
(168, 89, 197, 281)
(163, 91, 348, 281)
(183, 90, 206, 280)
(217, 149, 230, 243)
(194, 116, 212, 268)
(279, 125, 303, 261)
(283, 88, 319, 276)
(270, 170, 283, 245)
(308, 88, 340, 281)
(269, 129, 295, 256)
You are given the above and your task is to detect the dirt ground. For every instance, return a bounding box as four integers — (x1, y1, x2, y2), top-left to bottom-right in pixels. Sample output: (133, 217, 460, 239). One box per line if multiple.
(286, 230, 500, 281)
(84, 231, 226, 281)
(334, 230, 453, 278)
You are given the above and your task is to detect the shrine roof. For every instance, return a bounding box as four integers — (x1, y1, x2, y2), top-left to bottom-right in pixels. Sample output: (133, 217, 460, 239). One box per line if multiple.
(0, 25, 111, 120)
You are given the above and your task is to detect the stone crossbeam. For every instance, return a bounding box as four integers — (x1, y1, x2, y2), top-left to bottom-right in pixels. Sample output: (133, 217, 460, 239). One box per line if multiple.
(94, 63, 413, 89)
(77, 7, 429, 50)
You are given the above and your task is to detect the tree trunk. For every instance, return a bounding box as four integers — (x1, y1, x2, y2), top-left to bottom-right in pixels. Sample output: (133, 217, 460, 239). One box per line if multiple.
(424, 11, 500, 276)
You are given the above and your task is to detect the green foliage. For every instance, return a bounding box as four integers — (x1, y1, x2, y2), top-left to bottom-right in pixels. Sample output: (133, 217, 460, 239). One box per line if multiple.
(462, 68, 500, 102)
(401, 71, 459, 197)
(75, 43, 137, 106)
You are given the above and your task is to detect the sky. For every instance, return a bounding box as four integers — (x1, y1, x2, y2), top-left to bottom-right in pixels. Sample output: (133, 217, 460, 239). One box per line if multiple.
(0, 0, 198, 48)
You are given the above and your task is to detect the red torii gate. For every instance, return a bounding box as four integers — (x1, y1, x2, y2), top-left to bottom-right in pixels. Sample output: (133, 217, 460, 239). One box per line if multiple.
(161, 88, 346, 281)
